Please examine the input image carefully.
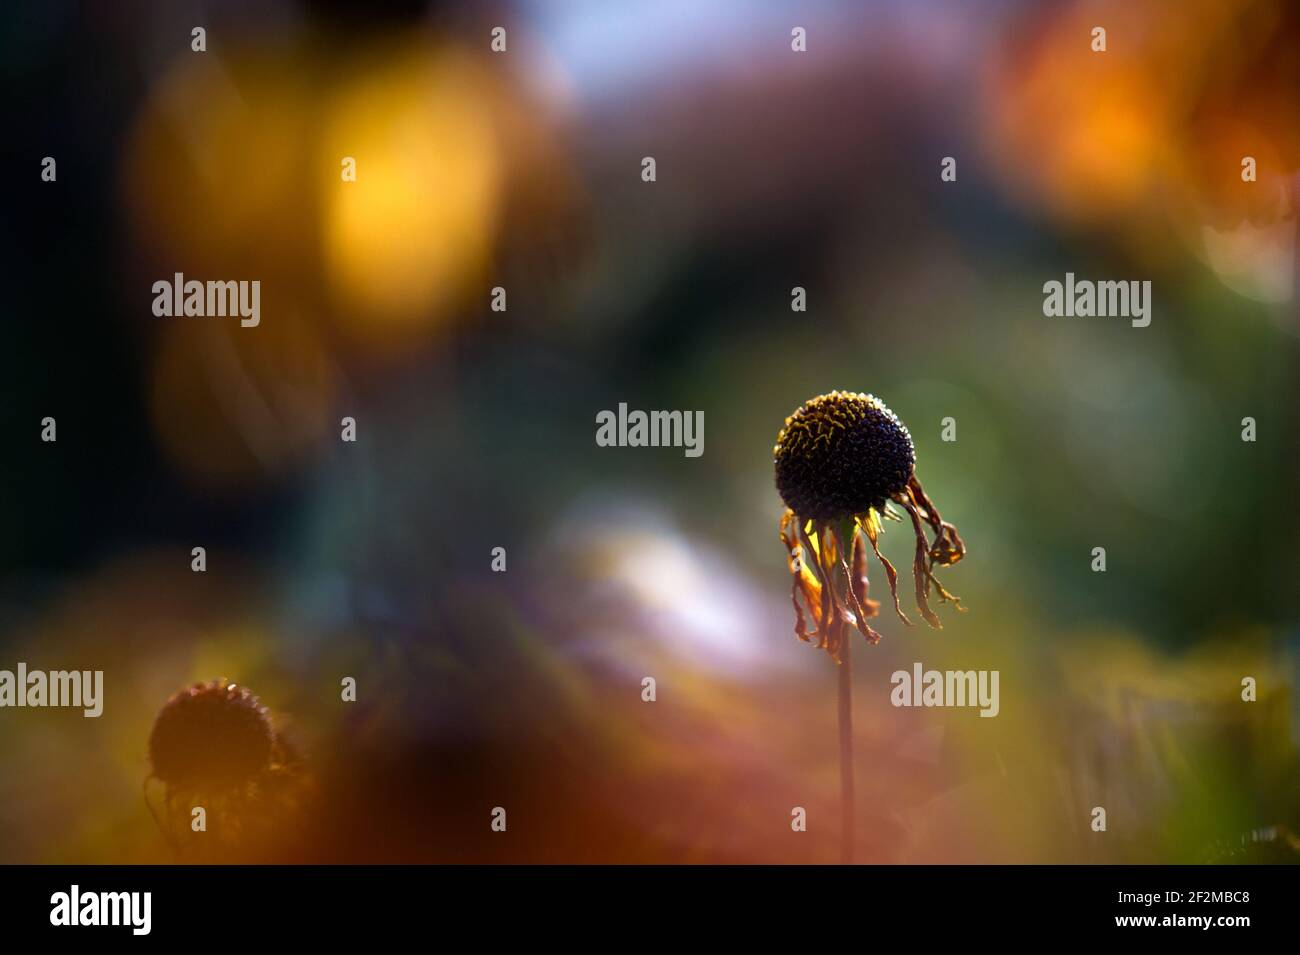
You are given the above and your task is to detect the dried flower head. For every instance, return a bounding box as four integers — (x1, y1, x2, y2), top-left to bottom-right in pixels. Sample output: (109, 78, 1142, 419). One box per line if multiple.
(145, 679, 307, 858)
(149, 680, 275, 792)
(775, 390, 966, 660)
(775, 391, 915, 519)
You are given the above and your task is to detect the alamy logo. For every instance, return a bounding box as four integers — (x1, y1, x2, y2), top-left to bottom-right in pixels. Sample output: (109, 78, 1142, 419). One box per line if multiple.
(0, 664, 102, 717)
(50, 885, 151, 935)
(152, 273, 261, 327)
(1042, 272, 1150, 327)
(890, 662, 999, 717)
(595, 403, 704, 458)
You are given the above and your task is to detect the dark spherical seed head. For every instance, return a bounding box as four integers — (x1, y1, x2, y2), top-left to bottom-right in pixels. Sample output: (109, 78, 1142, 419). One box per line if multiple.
(148, 680, 275, 791)
(774, 391, 916, 520)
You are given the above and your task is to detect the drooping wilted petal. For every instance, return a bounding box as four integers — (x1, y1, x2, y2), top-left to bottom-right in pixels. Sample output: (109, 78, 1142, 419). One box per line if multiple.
(780, 509, 823, 642)
(908, 474, 966, 567)
(796, 519, 834, 652)
(899, 495, 943, 629)
(840, 525, 882, 645)
(859, 509, 911, 626)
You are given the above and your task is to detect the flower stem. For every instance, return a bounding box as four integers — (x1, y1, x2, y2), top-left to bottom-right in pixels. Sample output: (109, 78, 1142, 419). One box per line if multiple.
(838, 622, 854, 864)
(837, 516, 857, 864)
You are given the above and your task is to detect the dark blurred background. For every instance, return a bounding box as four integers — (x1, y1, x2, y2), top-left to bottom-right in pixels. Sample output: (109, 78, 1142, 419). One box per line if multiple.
(1, 0, 1298, 863)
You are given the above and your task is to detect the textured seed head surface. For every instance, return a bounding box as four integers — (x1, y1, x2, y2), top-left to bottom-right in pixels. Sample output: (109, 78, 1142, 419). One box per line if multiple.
(149, 680, 274, 791)
(774, 390, 915, 520)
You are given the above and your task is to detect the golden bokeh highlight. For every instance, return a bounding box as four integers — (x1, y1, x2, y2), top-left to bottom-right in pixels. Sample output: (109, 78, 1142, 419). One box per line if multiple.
(121, 49, 317, 276)
(980, 0, 1300, 303)
(982, 20, 1176, 225)
(320, 43, 504, 341)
